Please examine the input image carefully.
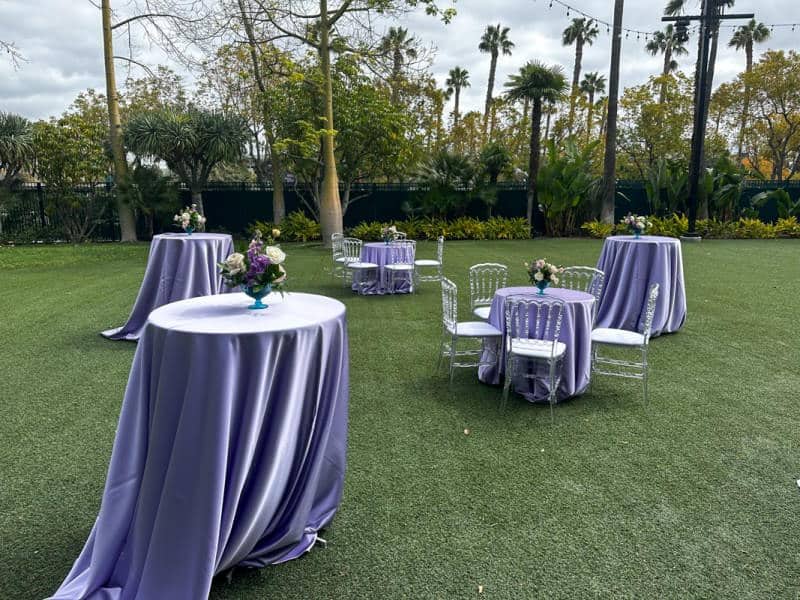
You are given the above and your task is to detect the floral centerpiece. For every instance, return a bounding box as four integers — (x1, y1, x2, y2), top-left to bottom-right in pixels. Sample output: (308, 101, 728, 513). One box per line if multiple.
(381, 225, 398, 244)
(525, 258, 563, 295)
(622, 213, 652, 238)
(219, 228, 286, 310)
(173, 204, 206, 235)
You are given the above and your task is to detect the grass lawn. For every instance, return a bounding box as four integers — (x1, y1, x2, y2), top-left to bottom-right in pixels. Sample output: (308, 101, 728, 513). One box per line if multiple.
(1, 238, 799, 599)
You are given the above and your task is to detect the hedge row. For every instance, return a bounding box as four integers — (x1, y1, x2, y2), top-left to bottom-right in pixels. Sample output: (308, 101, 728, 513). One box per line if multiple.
(581, 215, 800, 239)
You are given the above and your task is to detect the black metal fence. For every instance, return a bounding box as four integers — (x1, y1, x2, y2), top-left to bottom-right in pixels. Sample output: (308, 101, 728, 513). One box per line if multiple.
(2, 179, 799, 242)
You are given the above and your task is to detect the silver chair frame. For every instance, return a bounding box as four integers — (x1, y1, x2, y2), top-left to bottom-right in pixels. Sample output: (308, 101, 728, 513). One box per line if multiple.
(414, 236, 445, 284)
(384, 239, 416, 294)
(559, 266, 605, 322)
(469, 263, 508, 319)
(590, 282, 660, 404)
(502, 295, 566, 421)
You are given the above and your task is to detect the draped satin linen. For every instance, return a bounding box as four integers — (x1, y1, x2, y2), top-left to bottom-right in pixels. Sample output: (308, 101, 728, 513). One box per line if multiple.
(595, 235, 687, 336)
(53, 293, 349, 600)
(351, 242, 415, 295)
(478, 287, 595, 402)
(101, 233, 234, 341)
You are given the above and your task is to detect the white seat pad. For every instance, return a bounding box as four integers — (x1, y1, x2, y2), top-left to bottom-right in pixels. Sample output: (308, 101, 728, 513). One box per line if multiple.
(334, 256, 349, 263)
(510, 338, 567, 359)
(414, 259, 441, 266)
(472, 306, 491, 320)
(591, 328, 645, 346)
(347, 261, 379, 269)
(385, 264, 414, 270)
(448, 321, 502, 338)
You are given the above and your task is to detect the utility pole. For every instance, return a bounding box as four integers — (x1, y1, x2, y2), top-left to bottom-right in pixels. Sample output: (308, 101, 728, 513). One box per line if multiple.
(663, 2, 753, 240)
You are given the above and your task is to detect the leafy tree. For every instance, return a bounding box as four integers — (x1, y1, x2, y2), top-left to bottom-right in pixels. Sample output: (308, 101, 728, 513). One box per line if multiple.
(579, 72, 605, 143)
(125, 109, 249, 213)
(416, 149, 476, 217)
(123, 163, 180, 238)
(645, 25, 688, 103)
(729, 19, 771, 153)
(478, 141, 511, 216)
(446, 67, 470, 126)
(379, 27, 419, 105)
(0, 112, 34, 187)
(562, 18, 598, 130)
(478, 24, 514, 139)
(505, 60, 569, 227)
(33, 93, 113, 242)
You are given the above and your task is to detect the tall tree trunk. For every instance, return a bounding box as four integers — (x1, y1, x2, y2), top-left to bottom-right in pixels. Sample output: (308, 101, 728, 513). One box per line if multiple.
(391, 49, 402, 105)
(737, 44, 754, 156)
(601, 0, 624, 224)
(586, 91, 595, 144)
(191, 190, 204, 215)
(271, 157, 286, 225)
(101, 0, 137, 241)
(568, 40, 583, 132)
(697, 20, 720, 221)
(318, 0, 343, 248)
(483, 51, 498, 139)
(453, 87, 461, 125)
(526, 98, 542, 230)
(659, 44, 672, 104)
(543, 107, 552, 158)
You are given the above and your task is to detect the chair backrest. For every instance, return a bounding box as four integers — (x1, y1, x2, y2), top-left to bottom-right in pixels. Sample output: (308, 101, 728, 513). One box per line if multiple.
(641, 282, 660, 344)
(395, 231, 408, 240)
(435, 236, 445, 263)
(331, 233, 344, 258)
(504, 295, 566, 359)
(440, 277, 458, 333)
(469, 263, 508, 309)
(342, 237, 362, 262)
(560, 266, 605, 300)
(389, 239, 416, 264)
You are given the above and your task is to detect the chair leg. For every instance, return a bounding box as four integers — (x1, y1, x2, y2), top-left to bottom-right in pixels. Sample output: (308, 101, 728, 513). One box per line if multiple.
(548, 361, 557, 423)
(500, 357, 512, 412)
(435, 332, 445, 373)
(642, 348, 649, 405)
(448, 335, 457, 385)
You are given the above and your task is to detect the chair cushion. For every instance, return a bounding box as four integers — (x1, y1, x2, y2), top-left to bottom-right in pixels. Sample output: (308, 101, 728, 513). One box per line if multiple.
(509, 338, 567, 359)
(591, 328, 645, 346)
(346, 261, 379, 269)
(334, 256, 349, 263)
(447, 321, 502, 338)
(472, 306, 491, 320)
(414, 259, 441, 267)
(385, 264, 414, 271)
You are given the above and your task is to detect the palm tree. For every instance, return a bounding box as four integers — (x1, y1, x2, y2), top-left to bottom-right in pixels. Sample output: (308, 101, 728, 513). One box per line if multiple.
(0, 112, 33, 186)
(730, 19, 770, 154)
(645, 24, 689, 103)
(562, 18, 599, 130)
(445, 67, 470, 126)
(478, 24, 514, 138)
(379, 27, 418, 105)
(579, 72, 606, 141)
(505, 61, 568, 227)
(601, 0, 624, 225)
(125, 109, 249, 215)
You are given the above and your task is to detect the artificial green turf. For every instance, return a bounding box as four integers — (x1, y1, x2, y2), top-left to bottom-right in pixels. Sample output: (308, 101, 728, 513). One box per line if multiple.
(1, 239, 799, 599)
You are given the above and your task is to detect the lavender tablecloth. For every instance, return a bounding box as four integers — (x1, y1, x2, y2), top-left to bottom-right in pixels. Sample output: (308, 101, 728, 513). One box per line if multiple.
(53, 292, 349, 600)
(101, 232, 234, 341)
(351, 242, 415, 295)
(595, 235, 686, 336)
(478, 287, 595, 402)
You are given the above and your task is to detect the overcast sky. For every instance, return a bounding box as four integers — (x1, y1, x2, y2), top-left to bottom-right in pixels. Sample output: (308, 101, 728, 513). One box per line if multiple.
(0, 0, 797, 120)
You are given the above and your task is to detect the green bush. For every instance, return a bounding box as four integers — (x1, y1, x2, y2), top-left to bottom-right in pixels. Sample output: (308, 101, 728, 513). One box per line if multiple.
(250, 211, 321, 243)
(775, 216, 800, 238)
(733, 218, 776, 239)
(580, 214, 795, 239)
(580, 220, 614, 238)
(345, 216, 530, 241)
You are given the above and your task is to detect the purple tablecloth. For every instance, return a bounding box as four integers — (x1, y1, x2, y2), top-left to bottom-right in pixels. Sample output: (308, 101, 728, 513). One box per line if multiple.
(595, 235, 686, 336)
(53, 292, 349, 600)
(478, 287, 595, 402)
(101, 232, 234, 341)
(351, 242, 414, 295)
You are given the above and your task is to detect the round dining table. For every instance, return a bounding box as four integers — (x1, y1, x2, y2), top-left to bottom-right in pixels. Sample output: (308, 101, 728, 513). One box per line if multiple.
(595, 235, 686, 336)
(101, 232, 234, 341)
(351, 241, 415, 295)
(54, 292, 349, 600)
(477, 286, 595, 402)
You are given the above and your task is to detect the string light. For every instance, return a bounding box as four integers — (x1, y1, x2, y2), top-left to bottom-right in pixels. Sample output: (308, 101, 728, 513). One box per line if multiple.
(533, 0, 800, 40)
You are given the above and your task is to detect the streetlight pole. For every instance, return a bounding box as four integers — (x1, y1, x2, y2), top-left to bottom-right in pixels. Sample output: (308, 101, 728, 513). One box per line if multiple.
(663, 3, 753, 240)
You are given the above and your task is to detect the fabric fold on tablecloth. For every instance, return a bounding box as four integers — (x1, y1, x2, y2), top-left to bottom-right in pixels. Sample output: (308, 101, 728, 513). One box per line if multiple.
(53, 296, 348, 600)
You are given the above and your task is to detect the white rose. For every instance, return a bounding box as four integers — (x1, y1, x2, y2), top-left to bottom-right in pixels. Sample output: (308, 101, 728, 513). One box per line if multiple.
(534, 272, 544, 282)
(273, 264, 287, 284)
(551, 276, 559, 285)
(224, 252, 245, 274)
(264, 245, 286, 264)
